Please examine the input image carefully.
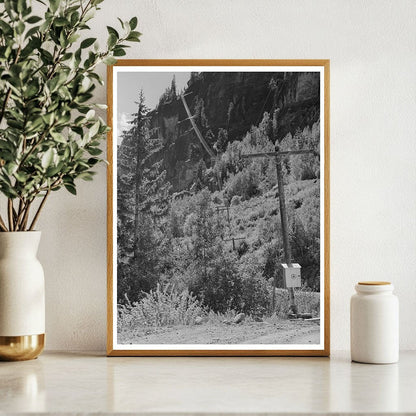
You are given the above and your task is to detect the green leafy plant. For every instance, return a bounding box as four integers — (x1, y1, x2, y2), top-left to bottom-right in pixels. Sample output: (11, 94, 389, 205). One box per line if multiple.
(0, 0, 141, 231)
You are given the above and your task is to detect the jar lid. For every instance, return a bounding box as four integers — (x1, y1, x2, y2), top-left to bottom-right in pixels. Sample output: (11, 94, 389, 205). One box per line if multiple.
(358, 281, 391, 285)
(355, 281, 394, 294)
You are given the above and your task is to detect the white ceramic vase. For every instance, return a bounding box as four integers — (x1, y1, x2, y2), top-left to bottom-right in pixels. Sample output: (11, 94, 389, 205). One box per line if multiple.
(0, 231, 45, 360)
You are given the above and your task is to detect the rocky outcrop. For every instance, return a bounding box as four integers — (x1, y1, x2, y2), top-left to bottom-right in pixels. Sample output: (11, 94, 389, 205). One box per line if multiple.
(146, 71, 320, 192)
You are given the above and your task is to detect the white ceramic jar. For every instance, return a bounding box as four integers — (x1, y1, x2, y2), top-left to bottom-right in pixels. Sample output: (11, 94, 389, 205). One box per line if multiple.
(350, 281, 399, 364)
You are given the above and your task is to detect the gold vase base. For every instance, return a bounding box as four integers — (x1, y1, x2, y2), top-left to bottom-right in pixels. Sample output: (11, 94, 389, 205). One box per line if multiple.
(0, 334, 45, 361)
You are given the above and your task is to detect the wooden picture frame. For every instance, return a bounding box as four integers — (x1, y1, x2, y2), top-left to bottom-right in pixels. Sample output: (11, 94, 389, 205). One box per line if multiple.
(107, 60, 330, 356)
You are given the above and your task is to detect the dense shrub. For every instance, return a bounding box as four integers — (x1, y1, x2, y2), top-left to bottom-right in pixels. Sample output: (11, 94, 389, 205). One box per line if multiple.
(189, 249, 243, 313)
(118, 284, 204, 330)
(225, 167, 260, 200)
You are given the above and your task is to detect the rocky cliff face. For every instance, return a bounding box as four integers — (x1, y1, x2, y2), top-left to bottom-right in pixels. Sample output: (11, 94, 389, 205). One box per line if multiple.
(147, 71, 320, 192)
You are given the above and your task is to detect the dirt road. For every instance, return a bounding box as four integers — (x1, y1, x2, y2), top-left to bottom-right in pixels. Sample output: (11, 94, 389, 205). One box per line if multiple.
(119, 319, 320, 345)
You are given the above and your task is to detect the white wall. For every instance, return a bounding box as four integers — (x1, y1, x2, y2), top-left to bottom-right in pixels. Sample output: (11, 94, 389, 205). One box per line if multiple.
(38, 0, 416, 351)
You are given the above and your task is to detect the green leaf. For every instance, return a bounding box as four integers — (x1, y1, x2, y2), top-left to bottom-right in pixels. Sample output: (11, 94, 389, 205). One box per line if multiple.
(76, 93, 93, 103)
(87, 158, 99, 166)
(57, 85, 71, 100)
(61, 52, 72, 61)
(16, 21, 25, 35)
(0, 183, 18, 198)
(85, 109, 95, 120)
(7, 119, 23, 129)
(74, 148, 84, 159)
(107, 33, 117, 49)
(83, 9, 95, 22)
(63, 147, 70, 160)
(49, 0, 60, 13)
(106, 26, 119, 38)
(129, 16, 138, 30)
(80, 37, 96, 49)
(88, 120, 100, 138)
(3, 46, 12, 59)
(17, 0, 27, 14)
(69, 10, 79, 26)
(22, 5, 32, 17)
(0, 141, 14, 152)
(25, 25, 39, 39)
(54, 17, 69, 27)
(72, 126, 84, 136)
(117, 17, 125, 29)
(26, 15, 42, 24)
(126, 34, 141, 42)
(24, 83, 39, 98)
(42, 112, 54, 125)
(25, 117, 44, 133)
(4, 0, 16, 19)
(64, 183, 77, 195)
(41, 148, 54, 169)
(77, 160, 90, 169)
(127, 31, 141, 42)
(50, 131, 67, 143)
(40, 48, 53, 64)
(5, 162, 18, 176)
(14, 171, 28, 183)
(0, 20, 13, 35)
(113, 47, 126, 57)
(48, 76, 60, 92)
(103, 56, 117, 65)
(59, 30, 67, 47)
(77, 171, 95, 181)
(45, 164, 62, 177)
(87, 147, 102, 156)
(68, 33, 80, 44)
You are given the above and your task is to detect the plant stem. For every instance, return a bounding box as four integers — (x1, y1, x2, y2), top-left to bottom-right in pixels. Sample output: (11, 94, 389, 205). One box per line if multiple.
(7, 199, 14, 231)
(20, 200, 33, 231)
(14, 199, 23, 230)
(29, 190, 50, 231)
(14, 199, 27, 231)
(0, 214, 8, 232)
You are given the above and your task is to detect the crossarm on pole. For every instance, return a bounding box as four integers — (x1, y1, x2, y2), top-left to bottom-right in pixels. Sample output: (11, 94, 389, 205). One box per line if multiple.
(241, 149, 317, 159)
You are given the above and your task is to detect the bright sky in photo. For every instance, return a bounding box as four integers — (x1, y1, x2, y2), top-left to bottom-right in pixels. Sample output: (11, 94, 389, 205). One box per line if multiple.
(117, 72, 191, 137)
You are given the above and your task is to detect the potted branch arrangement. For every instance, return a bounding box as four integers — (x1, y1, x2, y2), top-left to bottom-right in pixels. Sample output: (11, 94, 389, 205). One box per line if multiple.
(0, 0, 140, 360)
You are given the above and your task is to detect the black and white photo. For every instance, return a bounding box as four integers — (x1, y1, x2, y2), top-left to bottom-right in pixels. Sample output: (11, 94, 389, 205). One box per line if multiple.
(107, 61, 330, 356)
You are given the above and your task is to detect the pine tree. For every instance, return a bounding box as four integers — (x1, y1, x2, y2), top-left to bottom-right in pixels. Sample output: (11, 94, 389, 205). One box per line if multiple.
(185, 190, 242, 312)
(216, 128, 228, 152)
(117, 90, 171, 303)
(170, 75, 177, 98)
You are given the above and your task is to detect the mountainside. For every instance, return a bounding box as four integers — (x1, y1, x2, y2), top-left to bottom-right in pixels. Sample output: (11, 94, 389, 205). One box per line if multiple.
(117, 69, 323, 325)
(145, 71, 320, 191)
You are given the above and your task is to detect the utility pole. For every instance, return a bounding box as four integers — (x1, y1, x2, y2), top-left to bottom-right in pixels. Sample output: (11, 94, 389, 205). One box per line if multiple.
(241, 148, 316, 315)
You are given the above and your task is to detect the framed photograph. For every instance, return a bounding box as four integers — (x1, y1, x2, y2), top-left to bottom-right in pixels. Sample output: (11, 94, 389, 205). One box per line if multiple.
(107, 60, 330, 356)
